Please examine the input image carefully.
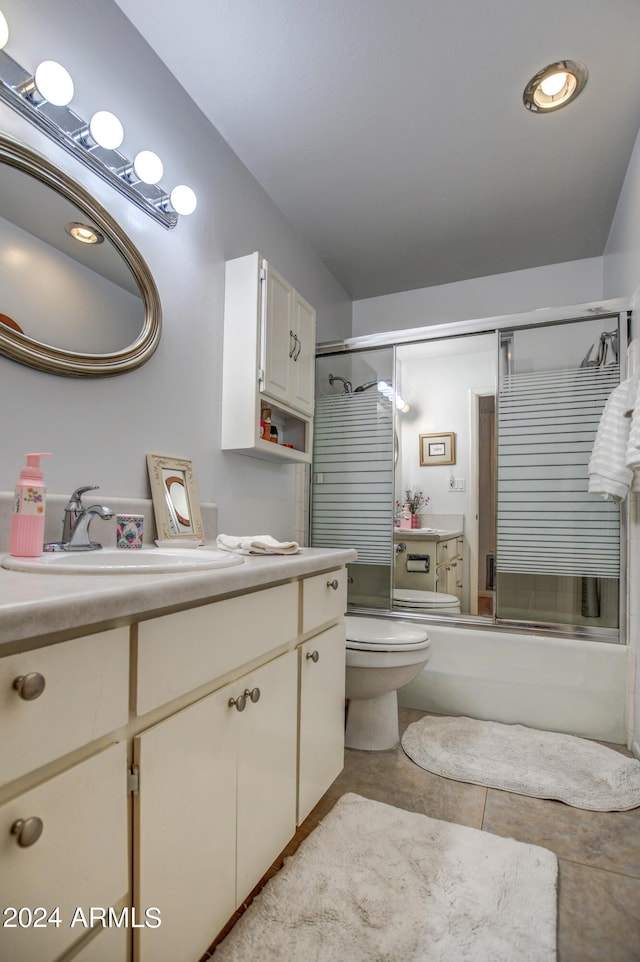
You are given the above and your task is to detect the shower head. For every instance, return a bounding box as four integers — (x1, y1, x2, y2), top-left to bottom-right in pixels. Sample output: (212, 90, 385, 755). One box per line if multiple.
(328, 373, 353, 393)
(353, 379, 382, 393)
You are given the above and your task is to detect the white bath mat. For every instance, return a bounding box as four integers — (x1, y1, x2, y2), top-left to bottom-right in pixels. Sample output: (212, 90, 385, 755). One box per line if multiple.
(213, 792, 557, 962)
(401, 715, 640, 811)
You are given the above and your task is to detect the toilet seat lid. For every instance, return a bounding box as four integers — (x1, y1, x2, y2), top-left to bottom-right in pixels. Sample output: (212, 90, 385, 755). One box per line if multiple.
(345, 615, 428, 646)
(394, 588, 459, 607)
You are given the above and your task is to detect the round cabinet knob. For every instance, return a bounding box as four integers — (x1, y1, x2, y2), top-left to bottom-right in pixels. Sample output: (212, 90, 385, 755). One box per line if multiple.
(228, 694, 247, 712)
(13, 672, 46, 701)
(11, 816, 44, 847)
(327, 579, 339, 590)
(244, 687, 261, 704)
(306, 650, 320, 663)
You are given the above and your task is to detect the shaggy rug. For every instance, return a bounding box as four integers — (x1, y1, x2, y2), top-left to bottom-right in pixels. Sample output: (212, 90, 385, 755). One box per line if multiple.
(213, 793, 557, 961)
(401, 715, 640, 811)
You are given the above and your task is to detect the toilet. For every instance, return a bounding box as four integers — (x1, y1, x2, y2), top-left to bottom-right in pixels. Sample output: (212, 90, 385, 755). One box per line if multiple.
(393, 587, 461, 614)
(345, 615, 430, 752)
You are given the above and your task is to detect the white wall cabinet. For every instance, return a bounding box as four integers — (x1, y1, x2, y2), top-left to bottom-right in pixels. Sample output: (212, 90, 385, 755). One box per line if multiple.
(262, 261, 315, 417)
(222, 252, 316, 463)
(0, 566, 347, 962)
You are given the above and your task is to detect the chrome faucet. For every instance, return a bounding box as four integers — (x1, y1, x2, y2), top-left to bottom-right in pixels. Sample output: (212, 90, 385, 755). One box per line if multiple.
(52, 486, 114, 551)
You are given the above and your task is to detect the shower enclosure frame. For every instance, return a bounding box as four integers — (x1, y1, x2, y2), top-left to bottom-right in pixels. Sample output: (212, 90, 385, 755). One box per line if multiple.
(315, 297, 631, 644)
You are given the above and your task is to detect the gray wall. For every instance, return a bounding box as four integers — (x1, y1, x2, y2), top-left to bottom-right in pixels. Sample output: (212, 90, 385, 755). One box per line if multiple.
(0, 0, 351, 539)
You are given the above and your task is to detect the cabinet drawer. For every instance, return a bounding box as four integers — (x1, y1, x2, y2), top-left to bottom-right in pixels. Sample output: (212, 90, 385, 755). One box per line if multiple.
(302, 569, 348, 635)
(136, 582, 298, 715)
(0, 628, 129, 787)
(0, 742, 128, 962)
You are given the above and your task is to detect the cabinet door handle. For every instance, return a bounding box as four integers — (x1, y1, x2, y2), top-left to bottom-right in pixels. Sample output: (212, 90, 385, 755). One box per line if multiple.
(289, 330, 297, 358)
(327, 579, 339, 590)
(293, 336, 302, 361)
(306, 650, 320, 663)
(11, 816, 43, 847)
(244, 687, 261, 704)
(13, 672, 46, 701)
(228, 694, 247, 712)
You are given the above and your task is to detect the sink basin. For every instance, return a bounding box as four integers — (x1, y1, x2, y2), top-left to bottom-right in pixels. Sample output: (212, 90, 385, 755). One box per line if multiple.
(1, 546, 245, 575)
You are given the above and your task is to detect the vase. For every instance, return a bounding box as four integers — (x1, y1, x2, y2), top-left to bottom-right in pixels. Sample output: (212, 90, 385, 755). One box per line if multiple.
(410, 514, 420, 529)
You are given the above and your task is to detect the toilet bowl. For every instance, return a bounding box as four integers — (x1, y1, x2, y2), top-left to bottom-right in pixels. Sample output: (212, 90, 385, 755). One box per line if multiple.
(345, 616, 430, 752)
(393, 588, 461, 614)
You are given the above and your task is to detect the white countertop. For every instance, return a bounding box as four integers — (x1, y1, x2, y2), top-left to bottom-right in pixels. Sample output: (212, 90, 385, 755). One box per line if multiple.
(0, 546, 357, 650)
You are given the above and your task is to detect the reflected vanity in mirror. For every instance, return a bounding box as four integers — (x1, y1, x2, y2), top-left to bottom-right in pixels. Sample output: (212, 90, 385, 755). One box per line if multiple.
(0, 133, 161, 377)
(146, 454, 204, 544)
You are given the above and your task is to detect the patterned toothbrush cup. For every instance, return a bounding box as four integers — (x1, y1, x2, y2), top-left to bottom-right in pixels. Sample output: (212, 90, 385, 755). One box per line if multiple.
(116, 514, 144, 549)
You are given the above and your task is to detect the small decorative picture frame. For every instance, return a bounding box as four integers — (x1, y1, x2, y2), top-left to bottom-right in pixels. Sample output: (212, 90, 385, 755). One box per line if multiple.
(419, 432, 456, 466)
(146, 453, 205, 543)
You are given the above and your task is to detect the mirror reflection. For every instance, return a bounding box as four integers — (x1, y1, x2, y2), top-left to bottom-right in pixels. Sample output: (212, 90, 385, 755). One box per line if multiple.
(162, 470, 192, 534)
(0, 134, 161, 376)
(1, 161, 142, 353)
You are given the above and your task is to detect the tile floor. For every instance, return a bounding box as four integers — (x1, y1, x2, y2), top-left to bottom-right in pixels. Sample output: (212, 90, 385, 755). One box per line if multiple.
(205, 708, 640, 961)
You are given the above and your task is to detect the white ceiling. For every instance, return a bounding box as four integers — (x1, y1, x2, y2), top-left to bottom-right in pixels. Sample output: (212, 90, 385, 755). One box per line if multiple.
(114, 0, 640, 300)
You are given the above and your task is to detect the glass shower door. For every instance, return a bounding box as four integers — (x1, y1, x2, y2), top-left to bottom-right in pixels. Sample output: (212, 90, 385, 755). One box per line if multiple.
(311, 349, 395, 609)
(495, 315, 623, 633)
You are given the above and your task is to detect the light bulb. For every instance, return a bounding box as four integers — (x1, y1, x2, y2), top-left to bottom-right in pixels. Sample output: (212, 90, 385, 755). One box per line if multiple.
(540, 71, 567, 97)
(89, 110, 124, 150)
(65, 222, 104, 245)
(34, 60, 74, 106)
(133, 150, 163, 185)
(170, 184, 197, 215)
(0, 10, 9, 50)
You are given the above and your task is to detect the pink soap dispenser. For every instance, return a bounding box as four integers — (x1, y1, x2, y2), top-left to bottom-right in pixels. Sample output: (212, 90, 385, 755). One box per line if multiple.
(10, 453, 52, 558)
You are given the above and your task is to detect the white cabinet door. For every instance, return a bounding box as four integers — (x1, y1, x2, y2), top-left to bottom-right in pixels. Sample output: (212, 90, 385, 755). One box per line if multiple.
(261, 261, 316, 417)
(235, 651, 298, 904)
(298, 625, 346, 824)
(134, 687, 237, 962)
(0, 743, 128, 962)
(134, 651, 298, 961)
(289, 290, 316, 416)
(261, 261, 294, 408)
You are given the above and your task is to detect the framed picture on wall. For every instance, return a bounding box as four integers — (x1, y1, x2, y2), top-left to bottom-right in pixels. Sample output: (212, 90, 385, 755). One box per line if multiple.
(419, 432, 456, 466)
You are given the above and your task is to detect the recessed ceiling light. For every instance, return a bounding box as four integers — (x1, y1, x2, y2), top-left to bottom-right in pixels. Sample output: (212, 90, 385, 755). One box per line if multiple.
(523, 60, 588, 113)
(65, 222, 104, 245)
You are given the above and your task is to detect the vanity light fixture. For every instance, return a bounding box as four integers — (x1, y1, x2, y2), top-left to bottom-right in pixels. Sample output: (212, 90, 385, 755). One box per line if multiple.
(65, 221, 104, 245)
(0, 9, 196, 227)
(18, 60, 75, 107)
(523, 60, 588, 113)
(0, 10, 8, 50)
(73, 110, 125, 151)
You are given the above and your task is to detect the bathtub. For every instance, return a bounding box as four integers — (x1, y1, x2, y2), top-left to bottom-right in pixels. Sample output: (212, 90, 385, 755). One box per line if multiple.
(397, 622, 628, 743)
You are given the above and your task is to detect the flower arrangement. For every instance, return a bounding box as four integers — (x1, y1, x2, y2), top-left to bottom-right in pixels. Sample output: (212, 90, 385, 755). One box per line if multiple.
(403, 488, 429, 515)
(395, 489, 430, 527)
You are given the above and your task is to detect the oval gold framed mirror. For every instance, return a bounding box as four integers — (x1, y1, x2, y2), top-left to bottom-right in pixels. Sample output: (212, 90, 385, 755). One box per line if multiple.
(0, 133, 161, 377)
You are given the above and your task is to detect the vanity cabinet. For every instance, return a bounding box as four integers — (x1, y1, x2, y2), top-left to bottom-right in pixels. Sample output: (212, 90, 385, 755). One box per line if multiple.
(1, 562, 348, 962)
(298, 624, 346, 823)
(435, 536, 464, 602)
(134, 651, 298, 962)
(298, 569, 348, 824)
(394, 534, 465, 604)
(0, 629, 130, 962)
(222, 252, 315, 464)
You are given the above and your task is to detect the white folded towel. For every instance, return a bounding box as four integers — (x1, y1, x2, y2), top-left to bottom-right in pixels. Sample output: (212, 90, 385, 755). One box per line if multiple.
(216, 533, 301, 555)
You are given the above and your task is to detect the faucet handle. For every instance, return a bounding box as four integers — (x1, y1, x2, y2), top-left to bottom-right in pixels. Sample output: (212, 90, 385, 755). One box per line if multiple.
(66, 485, 99, 507)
